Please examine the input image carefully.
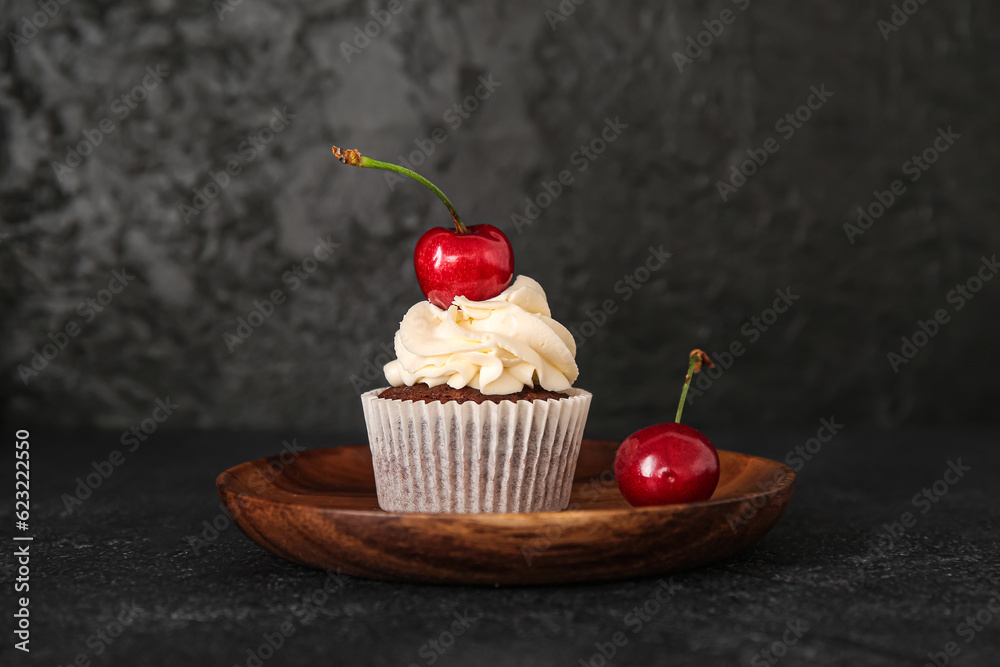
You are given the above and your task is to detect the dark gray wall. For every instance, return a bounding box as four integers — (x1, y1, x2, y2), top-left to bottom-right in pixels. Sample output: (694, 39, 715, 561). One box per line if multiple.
(2, 0, 998, 435)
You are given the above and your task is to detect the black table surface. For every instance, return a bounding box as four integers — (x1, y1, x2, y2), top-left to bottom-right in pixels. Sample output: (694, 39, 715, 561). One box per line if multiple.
(3, 428, 998, 666)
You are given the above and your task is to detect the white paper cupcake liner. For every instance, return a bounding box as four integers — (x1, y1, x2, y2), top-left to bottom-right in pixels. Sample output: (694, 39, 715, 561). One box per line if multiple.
(361, 388, 592, 513)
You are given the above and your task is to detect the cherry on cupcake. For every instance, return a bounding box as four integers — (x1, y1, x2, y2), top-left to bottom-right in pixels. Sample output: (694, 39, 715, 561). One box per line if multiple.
(331, 146, 514, 309)
(614, 349, 721, 507)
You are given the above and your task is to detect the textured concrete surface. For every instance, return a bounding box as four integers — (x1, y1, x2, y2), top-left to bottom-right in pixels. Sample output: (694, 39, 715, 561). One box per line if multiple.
(5, 428, 999, 666)
(2, 1, 998, 433)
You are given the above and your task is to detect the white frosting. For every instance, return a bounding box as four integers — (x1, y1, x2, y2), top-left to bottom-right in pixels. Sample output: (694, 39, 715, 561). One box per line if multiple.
(383, 276, 579, 395)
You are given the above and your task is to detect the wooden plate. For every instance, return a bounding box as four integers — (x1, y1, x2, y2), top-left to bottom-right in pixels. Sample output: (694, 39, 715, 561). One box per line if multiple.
(217, 440, 795, 585)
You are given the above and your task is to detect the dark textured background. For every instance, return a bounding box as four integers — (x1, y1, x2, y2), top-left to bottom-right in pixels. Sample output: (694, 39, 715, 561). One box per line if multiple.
(2, 0, 998, 434)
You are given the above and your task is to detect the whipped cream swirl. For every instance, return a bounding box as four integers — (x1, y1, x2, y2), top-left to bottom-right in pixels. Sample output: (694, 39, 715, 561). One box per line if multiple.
(383, 276, 579, 395)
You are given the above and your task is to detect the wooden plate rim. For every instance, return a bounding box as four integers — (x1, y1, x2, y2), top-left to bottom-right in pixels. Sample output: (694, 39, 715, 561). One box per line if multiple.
(216, 441, 797, 519)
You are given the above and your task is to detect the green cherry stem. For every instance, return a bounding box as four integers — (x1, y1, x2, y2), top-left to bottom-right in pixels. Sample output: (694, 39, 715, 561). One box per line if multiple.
(331, 146, 467, 234)
(675, 349, 714, 423)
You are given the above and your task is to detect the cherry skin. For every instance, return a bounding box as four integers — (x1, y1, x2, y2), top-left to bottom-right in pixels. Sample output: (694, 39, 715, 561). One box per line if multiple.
(614, 422, 720, 507)
(414, 224, 514, 309)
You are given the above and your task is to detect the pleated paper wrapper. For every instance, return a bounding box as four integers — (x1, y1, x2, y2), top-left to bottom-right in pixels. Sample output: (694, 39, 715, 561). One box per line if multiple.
(361, 388, 592, 513)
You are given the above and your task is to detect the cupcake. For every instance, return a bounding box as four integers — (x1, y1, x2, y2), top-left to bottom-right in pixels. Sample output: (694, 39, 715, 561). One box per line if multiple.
(331, 146, 591, 513)
(362, 276, 591, 513)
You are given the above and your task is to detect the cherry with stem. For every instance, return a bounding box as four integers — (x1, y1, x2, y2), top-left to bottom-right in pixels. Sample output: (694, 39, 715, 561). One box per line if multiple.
(330, 145, 514, 310)
(614, 349, 720, 507)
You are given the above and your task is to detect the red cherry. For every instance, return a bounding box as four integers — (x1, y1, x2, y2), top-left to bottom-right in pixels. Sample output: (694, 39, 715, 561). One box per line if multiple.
(614, 422, 720, 507)
(615, 349, 721, 507)
(414, 224, 514, 309)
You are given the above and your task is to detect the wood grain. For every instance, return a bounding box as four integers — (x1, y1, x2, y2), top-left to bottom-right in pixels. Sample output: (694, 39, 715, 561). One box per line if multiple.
(217, 440, 795, 585)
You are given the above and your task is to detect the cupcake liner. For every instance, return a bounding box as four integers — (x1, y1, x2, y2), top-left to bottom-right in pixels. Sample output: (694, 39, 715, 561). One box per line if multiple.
(361, 388, 592, 513)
